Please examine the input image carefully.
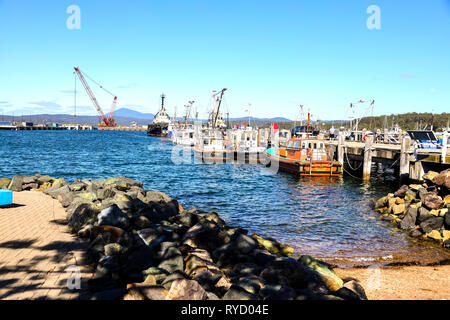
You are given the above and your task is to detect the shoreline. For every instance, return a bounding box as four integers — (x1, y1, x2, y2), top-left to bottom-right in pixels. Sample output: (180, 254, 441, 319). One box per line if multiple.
(2, 173, 449, 300)
(1, 174, 367, 300)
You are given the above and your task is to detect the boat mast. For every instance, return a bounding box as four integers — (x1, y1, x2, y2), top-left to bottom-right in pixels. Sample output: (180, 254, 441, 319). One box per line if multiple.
(212, 88, 227, 128)
(306, 112, 310, 138)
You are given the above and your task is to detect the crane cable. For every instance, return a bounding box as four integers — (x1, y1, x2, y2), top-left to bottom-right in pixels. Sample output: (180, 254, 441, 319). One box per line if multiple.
(77, 68, 116, 98)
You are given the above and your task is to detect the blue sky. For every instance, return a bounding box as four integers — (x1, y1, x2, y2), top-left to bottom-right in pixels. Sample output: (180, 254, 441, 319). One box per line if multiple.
(0, 0, 449, 121)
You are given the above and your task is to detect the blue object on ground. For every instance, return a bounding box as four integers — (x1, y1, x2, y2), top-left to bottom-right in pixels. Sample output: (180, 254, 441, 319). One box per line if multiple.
(0, 190, 13, 206)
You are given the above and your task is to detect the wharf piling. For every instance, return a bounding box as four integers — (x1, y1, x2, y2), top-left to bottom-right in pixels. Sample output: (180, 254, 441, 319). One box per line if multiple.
(362, 135, 373, 182)
(326, 135, 450, 182)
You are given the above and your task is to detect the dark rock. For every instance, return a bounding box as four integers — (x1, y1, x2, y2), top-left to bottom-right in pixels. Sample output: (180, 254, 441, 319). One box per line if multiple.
(252, 249, 277, 266)
(197, 212, 226, 227)
(260, 284, 296, 300)
(132, 284, 167, 300)
(343, 280, 367, 300)
(22, 183, 38, 191)
(132, 215, 152, 229)
(86, 234, 108, 264)
(418, 188, 429, 202)
(123, 245, 154, 274)
(222, 285, 260, 300)
(117, 176, 143, 188)
(90, 288, 127, 300)
(78, 224, 94, 239)
(445, 212, 450, 229)
(97, 188, 116, 201)
(144, 190, 173, 203)
(143, 267, 170, 284)
(295, 288, 330, 300)
(69, 181, 86, 192)
(98, 204, 130, 229)
(58, 191, 77, 208)
(37, 175, 54, 184)
(67, 203, 99, 233)
(156, 241, 178, 260)
(137, 228, 166, 248)
(0, 178, 11, 190)
(394, 185, 409, 198)
(158, 247, 184, 274)
(44, 184, 70, 199)
(432, 169, 450, 188)
(161, 271, 189, 290)
(170, 211, 196, 228)
(22, 176, 36, 184)
(232, 263, 262, 276)
(419, 217, 444, 234)
(206, 292, 220, 300)
(418, 207, 433, 223)
(333, 287, 362, 300)
(182, 222, 221, 251)
(260, 258, 307, 289)
(104, 243, 124, 256)
(399, 207, 418, 230)
(8, 175, 23, 192)
(423, 194, 444, 210)
(252, 234, 294, 256)
(166, 279, 208, 300)
(298, 255, 343, 292)
(235, 234, 257, 254)
(140, 202, 178, 223)
(234, 276, 264, 295)
(443, 239, 450, 249)
(409, 229, 424, 238)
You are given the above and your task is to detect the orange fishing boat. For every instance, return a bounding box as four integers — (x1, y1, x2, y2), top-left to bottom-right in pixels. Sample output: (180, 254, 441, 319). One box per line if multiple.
(265, 113, 343, 177)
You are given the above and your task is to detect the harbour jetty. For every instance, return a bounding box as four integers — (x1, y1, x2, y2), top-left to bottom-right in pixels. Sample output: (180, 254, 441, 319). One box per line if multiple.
(0, 174, 366, 300)
(327, 135, 449, 182)
(373, 168, 450, 248)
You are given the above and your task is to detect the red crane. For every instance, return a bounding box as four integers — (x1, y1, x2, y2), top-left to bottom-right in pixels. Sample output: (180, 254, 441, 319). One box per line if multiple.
(74, 67, 117, 127)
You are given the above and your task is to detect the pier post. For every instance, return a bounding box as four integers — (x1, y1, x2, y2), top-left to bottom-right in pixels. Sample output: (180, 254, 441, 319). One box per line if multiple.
(400, 136, 411, 183)
(442, 131, 448, 164)
(337, 134, 344, 166)
(383, 129, 388, 143)
(362, 135, 373, 182)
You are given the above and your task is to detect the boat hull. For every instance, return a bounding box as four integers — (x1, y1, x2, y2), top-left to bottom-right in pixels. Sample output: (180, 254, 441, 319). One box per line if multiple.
(266, 148, 342, 177)
(147, 124, 169, 137)
(194, 150, 268, 164)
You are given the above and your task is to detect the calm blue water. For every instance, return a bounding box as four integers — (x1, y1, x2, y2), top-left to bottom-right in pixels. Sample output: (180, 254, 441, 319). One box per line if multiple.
(1, 130, 448, 266)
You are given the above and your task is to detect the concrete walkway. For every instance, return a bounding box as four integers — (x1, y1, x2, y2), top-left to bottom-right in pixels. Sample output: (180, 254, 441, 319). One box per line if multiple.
(0, 191, 92, 300)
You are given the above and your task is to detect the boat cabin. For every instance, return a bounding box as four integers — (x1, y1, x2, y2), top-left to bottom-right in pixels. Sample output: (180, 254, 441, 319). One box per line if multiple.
(279, 138, 328, 161)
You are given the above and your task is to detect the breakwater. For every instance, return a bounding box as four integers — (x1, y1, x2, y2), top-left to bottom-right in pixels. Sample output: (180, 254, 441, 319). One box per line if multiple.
(374, 169, 450, 249)
(1, 174, 367, 300)
(2, 131, 450, 266)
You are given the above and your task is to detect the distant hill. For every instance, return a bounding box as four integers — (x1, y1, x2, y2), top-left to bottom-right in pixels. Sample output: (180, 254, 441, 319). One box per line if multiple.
(228, 116, 292, 122)
(111, 108, 154, 120)
(1, 109, 291, 127)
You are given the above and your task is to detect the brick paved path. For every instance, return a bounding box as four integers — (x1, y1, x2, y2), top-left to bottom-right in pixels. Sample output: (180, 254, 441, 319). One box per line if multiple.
(0, 191, 92, 300)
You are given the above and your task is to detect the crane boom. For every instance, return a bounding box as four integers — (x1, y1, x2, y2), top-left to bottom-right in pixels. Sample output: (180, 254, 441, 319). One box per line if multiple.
(74, 67, 117, 127)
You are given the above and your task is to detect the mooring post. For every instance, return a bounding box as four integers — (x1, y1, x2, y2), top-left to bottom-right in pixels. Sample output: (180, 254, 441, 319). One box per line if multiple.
(338, 134, 344, 167)
(363, 135, 373, 182)
(383, 129, 388, 143)
(400, 136, 411, 183)
(442, 131, 448, 164)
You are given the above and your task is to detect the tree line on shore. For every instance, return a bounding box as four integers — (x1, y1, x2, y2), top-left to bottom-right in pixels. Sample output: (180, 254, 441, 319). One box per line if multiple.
(243, 112, 450, 132)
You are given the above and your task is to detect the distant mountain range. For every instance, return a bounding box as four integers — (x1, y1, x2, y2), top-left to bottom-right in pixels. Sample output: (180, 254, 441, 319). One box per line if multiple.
(1, 108, 292, 126)
(110, 108, 154, 120)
